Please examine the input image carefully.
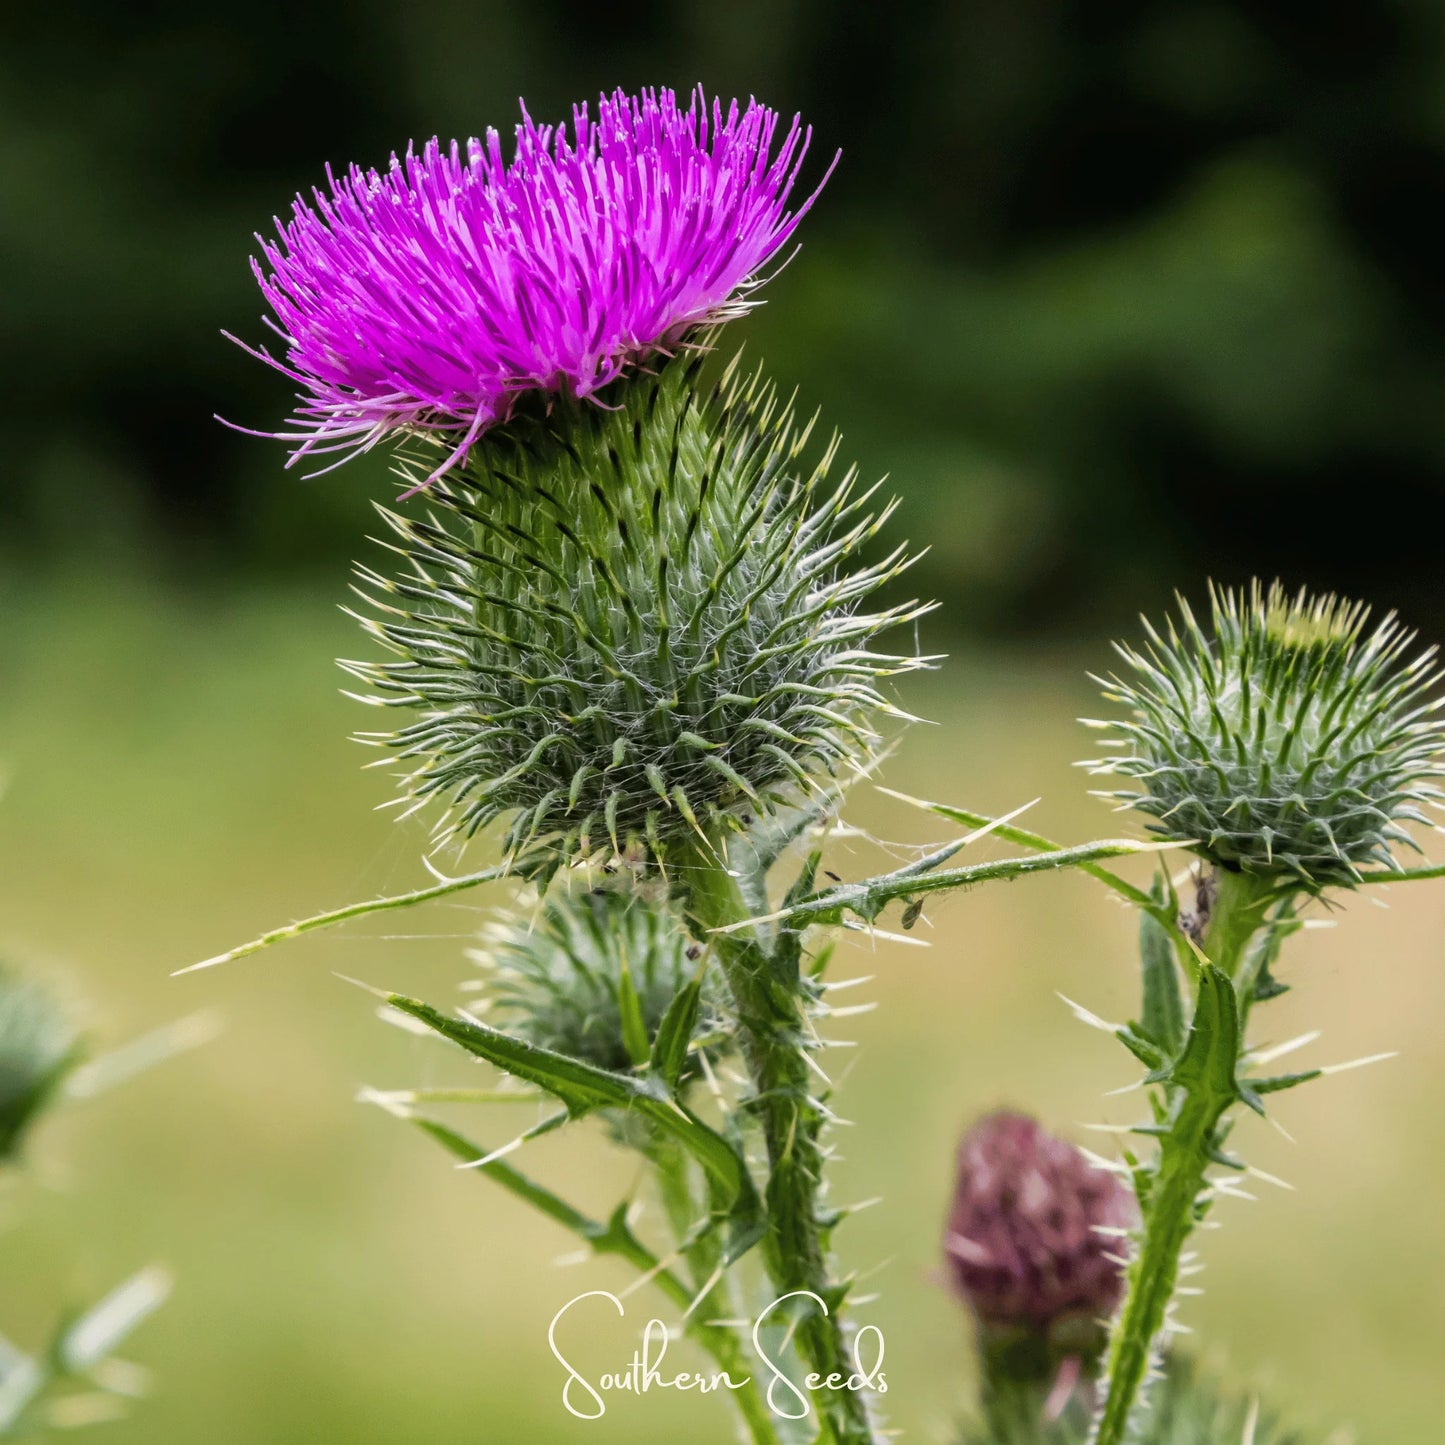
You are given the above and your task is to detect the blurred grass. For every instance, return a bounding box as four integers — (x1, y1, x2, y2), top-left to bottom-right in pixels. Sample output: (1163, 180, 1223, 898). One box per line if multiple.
(2, 569, 1443, 1442)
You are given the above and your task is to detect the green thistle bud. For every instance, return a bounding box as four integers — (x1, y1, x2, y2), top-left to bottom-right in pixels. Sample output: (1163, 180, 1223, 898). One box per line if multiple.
(1082, 581, 1445, 888)
(474, 882, 727, 1080)
(346, 349, 928, 858)
(0, 963, 82, 1161)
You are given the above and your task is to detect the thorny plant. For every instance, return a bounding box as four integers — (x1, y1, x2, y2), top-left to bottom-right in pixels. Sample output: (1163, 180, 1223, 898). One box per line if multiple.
(199, 87, 1445, 1444)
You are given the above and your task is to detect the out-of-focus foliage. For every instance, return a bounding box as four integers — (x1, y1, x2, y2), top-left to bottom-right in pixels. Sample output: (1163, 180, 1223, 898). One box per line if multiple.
(0, 964, 80, 1161)
(0, 963, 175, 1436)
(0, 1268, 172, 1438)
(955, 1352, 1318, 1444)
(4, 2, 1445, 632)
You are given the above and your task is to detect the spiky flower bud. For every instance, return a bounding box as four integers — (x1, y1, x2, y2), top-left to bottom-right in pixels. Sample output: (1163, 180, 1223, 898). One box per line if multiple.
(474, 882, 726, 1079)
(348, 352, 927, 856)
(0, 964, 81, 1161)
(945, 1112, 1137, 1349)
(1083, 581, 1445, 888)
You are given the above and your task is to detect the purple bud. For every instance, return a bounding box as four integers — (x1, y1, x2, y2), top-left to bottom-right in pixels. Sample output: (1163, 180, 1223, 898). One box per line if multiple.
(944, 1111, 1137, 1338)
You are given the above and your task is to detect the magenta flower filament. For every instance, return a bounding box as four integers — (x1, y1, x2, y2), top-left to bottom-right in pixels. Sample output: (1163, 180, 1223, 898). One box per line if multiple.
(238, 87, 833, 481)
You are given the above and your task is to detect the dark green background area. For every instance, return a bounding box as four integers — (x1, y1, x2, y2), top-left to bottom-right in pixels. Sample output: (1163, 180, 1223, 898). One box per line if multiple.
(5, 1, 1445, 634)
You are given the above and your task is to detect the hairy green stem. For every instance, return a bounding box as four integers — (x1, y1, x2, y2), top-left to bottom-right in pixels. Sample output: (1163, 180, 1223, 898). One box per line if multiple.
(649, 1135, 783, 1445)
(876, 790, 1164, 914)
(1091, 1078, 1224, 1443)
(735, 838, 1174, 933)
(673, 838, 877, 1445)
(1092, 868, 1268, 1445)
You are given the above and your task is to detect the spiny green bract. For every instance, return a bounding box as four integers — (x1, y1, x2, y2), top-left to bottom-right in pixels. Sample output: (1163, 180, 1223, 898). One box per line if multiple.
(0, 963, 81, 1161)
(474, 882, 727, 1079)
(345, 349, 929, 858)
(1082, 581, 1445, 887)
(959, 1355, 1316, 1445)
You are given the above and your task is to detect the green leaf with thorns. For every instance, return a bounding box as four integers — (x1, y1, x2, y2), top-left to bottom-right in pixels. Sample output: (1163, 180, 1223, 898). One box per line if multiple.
(381, 991, 765, 1262)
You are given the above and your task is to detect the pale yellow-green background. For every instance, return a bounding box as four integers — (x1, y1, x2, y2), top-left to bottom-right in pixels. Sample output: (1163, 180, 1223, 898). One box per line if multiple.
(2, 576, 1440, 1443)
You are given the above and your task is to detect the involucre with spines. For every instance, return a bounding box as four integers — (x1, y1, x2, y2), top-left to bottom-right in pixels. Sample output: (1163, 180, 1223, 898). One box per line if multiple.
(346, 349, 928, 858)
(475, 882, 725, 1079)
(1082, 581, 1445, 888)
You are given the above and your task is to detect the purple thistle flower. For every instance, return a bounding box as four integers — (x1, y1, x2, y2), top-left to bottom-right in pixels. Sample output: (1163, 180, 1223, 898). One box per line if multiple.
(945, 1111, 1138, 1336)
(233, 86, 835, 482)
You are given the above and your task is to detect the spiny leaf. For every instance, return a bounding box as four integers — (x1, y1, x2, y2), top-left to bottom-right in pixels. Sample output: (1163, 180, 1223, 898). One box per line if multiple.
(384, 993, 764, 1256)
(649, 977, 704, 1091)
(1139, 910, 1186, 1056)
(1246, 1068, 1322, 1097)
(405, 1114, 698, 1311)
(615, 962, 652, 1068)
(875, 787, 1162, 913)
(174, 851, 551, 976)
(1168, 964, 1239, 1102)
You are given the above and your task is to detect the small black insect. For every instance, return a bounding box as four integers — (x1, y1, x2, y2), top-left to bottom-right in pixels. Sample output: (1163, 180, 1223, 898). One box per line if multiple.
(824, 870, 842, 883)
(901, 897, 925, 930)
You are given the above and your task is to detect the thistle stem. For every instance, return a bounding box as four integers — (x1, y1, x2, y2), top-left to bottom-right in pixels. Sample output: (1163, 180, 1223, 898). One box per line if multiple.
(978, 1330, 1087, 1439)
(649, 1134, 783, 1445)
(1090, 1075, 1225, 1444)
(732, 839, 1174, 933)
(673, 840, 878, 1445)
(1092, 868, 1268, 1445)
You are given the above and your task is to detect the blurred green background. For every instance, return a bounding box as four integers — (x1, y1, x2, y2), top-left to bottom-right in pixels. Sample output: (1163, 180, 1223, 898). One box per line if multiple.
(4, 3, 1445, 1442)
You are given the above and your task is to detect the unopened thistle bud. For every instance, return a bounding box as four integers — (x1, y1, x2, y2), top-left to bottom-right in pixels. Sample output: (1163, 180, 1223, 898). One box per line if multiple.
(945, 1112, 1137, 1356)
(474, 883, 726, 1080)
(0, 964, 82, 1161)
(1083, 581, 1445, 888)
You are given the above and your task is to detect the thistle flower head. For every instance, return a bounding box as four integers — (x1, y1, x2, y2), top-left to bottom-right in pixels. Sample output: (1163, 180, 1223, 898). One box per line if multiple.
(945, 1112, 1137, 1344)
(1083, 581, 1445, 888)
(241, 87, 831, 480)
(0, 964, 81, 1161)
(348, 351, 928, 858)
(474, 882, 726, 1079)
